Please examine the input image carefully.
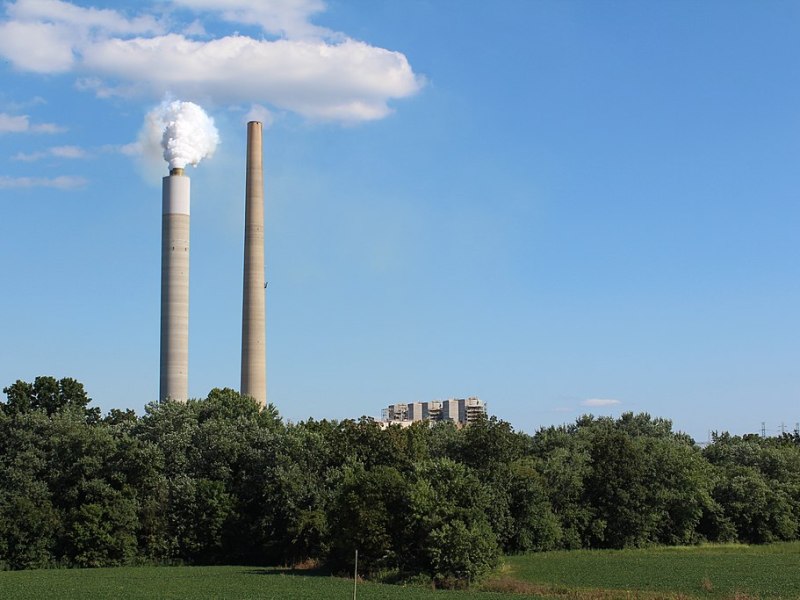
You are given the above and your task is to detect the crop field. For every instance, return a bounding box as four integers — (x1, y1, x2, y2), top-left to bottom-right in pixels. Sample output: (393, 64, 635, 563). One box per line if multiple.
(0, 543, 797, 599)
(0, 565, 512, 600)
(493, 542, 800, 599)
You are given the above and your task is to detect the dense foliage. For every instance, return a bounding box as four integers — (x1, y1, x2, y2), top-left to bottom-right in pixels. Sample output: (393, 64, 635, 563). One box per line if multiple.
(1, 377, 799, 586)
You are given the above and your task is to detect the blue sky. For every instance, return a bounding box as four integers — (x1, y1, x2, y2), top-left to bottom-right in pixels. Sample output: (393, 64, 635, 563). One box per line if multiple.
(1, 0, 798, 440)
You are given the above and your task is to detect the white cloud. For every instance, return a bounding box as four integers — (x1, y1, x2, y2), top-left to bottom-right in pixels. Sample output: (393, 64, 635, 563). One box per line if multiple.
(0, 95, 47, 112)
(116, 142, 141, 157)
(244, 104, 274, 127)
(581, 398, 622, 408)
(50, 145, 86, 158)
(0, 113, 29, 132)
(0, 0, 163, 73)
(7, 0, 162, 34)
(13, 145, 87, 161)
(31, 122, 67, 133)
(0, 112, 65, 133)
(181, 19, 206, 37)
(172, 0, 330, 40)
(12, 151, 45, 161)
(0, 20, 77, 72)
(83, 35, 421, 120)
(0, 175, 88, 189)
(0, 0, 423, 123)
(74, 76, 138, 99)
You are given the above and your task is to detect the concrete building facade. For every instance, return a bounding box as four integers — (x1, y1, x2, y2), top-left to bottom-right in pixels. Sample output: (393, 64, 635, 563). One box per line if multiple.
(381, 397, 487, 427)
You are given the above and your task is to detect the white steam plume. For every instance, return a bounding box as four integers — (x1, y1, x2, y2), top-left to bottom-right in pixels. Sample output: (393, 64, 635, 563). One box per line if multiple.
(143, 100, 219, 170)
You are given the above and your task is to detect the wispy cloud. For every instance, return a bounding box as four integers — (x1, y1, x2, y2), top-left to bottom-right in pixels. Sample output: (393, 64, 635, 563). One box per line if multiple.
(243, 104, 274, 127)
(0, 95, 46, 111)
(0, 0, 424, 123)
(13, 145, 88, 161)
(173, 0, 331, 40)
(0, 112, 65, 134)
(581, 398, 622, 408)
(100, 142, 140, 156)
(31, 122, 66, 133)
(0, 113, 28, 132)
(0, 175, 88, 189)
(50, 145, 86, 158)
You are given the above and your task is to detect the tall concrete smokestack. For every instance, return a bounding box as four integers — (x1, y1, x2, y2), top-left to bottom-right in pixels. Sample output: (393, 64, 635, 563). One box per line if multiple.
(160, 167, 190, 402)
(241, 121, 267, 407)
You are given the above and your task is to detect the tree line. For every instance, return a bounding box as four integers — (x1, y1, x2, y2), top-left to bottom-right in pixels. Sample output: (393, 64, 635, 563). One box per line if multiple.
(1, 376, 799, 586)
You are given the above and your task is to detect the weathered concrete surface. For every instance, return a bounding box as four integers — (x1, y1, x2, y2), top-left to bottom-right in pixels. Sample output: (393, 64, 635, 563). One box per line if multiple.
(160, 173, 190, 402)
(241, 121, 267, 407)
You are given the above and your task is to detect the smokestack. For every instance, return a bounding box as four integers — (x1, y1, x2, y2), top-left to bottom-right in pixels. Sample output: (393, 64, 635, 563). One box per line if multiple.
(147, 99, 217, 403)
(241, 121, 267, 407)
(159, 168, 190, 402)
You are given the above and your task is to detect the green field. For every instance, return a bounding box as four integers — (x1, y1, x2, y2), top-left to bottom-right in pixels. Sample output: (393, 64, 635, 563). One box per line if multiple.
(0, 565, 513, 600)
(1, 543, 798, 599)
(494, 542, 800, 599)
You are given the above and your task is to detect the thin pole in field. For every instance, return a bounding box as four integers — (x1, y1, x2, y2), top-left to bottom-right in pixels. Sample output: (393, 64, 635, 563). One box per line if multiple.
(353, 549, 358, 600)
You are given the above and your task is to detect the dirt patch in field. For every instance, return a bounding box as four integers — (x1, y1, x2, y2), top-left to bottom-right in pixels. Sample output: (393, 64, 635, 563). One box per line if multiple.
(482, 577, 766, 600)
(289, 558, 322, 571)
(481, 576, 695, 600)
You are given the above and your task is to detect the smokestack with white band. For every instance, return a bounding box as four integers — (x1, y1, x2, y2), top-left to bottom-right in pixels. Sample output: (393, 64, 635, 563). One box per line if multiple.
(149, 99, 218, 402)
(241, 121, 267, 407)
(160, 168, 190, 401)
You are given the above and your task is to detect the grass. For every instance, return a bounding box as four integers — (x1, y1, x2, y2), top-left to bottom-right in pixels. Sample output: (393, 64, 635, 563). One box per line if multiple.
(0, 543, 797, 599)
(488, 542, 800, 599)
(0, 565, 514, 600)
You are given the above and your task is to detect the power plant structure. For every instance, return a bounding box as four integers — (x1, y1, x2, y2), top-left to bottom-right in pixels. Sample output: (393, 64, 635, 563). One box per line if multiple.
(159, 167, 191, 402)
(380, 397, 488, 428)
(240, 121, 267, 407)
(158, 120, 266, 407)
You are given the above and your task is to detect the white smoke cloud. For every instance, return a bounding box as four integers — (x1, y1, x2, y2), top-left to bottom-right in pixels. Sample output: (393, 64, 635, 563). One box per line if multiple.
(141, 99, 220, 170)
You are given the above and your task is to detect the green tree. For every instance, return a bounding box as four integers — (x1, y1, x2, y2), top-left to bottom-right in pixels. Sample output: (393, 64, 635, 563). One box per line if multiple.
(704, 433, 800, 543)
(2, 376, 99, 422)
(583, 426, 653, 548)
(487, 458, 562, 552)
(531, 425, 593, 549)
(64, 479, 138, 567)
(327, 464, 407, 574)
(401, 459, 499, 586)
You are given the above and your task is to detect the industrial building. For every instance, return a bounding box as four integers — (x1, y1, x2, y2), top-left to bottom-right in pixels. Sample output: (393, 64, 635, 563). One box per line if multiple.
(158, 120, 267, 407)
(381, 397, 487, 427)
